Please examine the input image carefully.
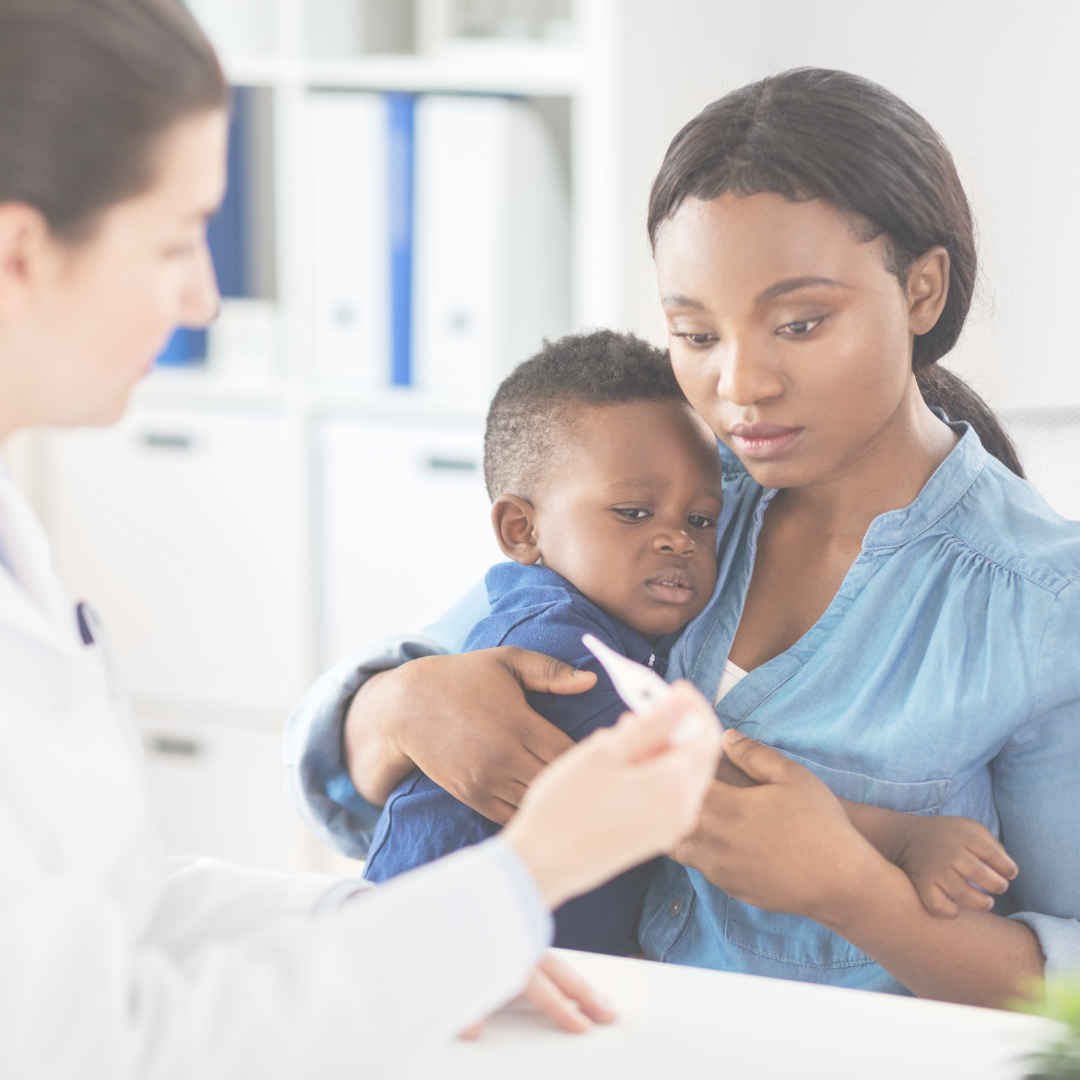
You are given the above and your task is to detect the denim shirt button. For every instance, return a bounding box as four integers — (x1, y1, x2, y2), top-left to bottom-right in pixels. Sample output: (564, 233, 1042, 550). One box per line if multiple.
(669, 898, 683, 918)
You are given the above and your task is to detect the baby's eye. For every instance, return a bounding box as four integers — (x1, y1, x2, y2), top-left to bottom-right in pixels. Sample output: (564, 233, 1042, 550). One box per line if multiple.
(776, 317, 823, 338)
(614, 508, 650, 521)
(688, 514, 716, 529)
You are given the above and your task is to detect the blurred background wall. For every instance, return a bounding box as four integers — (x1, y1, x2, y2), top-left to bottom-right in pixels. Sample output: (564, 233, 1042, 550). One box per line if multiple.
(3, 0, 1077, 874)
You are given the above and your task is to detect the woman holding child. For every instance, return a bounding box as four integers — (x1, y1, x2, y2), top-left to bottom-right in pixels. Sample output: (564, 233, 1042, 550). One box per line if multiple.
(289, 68, 1080, 1007)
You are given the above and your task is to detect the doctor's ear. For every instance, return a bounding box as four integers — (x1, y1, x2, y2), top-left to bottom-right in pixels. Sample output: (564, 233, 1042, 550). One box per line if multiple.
(492, 495, 542, 565)
(0, 203, 55, 320)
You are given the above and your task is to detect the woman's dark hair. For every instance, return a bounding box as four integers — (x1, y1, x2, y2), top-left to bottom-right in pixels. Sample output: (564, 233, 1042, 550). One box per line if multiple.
(0, 0, 227, 241)
(648, 67, 1024, 478)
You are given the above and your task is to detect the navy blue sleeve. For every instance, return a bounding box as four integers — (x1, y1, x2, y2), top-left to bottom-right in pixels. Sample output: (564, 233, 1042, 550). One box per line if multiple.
(470, 602, 659, 956)
(470, 602, 633, 743)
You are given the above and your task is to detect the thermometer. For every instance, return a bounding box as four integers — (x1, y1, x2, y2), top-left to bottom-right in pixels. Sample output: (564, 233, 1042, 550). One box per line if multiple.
(582, 633, 673, 714)
(582, 633, 714, 747)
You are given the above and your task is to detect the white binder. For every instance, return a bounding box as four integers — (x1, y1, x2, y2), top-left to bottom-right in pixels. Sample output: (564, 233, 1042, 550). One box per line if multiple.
(305, 92, 391, 387)
(411, 95, 571, 397)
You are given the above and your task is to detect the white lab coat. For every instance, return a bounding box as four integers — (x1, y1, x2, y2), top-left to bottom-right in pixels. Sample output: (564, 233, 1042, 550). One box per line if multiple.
(0, 466, 550, 1079)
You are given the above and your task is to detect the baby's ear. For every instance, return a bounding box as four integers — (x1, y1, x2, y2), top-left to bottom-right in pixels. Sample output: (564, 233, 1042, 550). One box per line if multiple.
(491, 495, 541, 564)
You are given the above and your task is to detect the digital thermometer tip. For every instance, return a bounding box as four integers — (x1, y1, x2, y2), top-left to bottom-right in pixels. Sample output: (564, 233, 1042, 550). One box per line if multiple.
(582, 633, 674, 715)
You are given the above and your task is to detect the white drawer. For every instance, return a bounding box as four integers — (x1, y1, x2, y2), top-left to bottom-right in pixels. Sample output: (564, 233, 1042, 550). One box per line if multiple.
(139, 714, 314, 873)
(42, 405, 311, 713)
(317, 416, 502, 665)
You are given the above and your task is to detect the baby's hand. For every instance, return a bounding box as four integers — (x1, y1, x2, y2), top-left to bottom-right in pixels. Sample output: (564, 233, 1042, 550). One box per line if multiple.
(894, 815, 1018, 918)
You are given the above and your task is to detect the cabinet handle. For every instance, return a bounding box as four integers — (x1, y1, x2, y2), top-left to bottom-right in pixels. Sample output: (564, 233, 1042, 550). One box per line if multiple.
(147, 735, 202, 758)
(142, 432, 194, 450)
(425, 457, 477, 472)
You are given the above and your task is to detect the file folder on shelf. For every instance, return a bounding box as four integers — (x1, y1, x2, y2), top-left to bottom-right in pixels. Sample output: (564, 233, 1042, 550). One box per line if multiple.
(303, 90, 570, 393)
(387, 94, 416, 387)
(305, 92, 392, 388)
(156, 328, 208, 367)
(411, 94, 571, 397)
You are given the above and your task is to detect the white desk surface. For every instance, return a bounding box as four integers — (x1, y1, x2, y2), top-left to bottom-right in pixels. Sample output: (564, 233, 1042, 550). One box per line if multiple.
(400, 949, 1058, 1080)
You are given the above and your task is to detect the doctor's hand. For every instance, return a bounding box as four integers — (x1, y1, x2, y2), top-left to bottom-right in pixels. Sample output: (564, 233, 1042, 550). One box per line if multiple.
(344, 648, 594, 820)
(459, 952, 617, 1039)
(503, 681, 721, 910)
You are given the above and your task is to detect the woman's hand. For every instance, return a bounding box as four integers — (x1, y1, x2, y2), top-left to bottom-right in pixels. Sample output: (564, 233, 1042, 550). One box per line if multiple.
(671, 729, 881, 922)
(672, 730, 1046, 1006)
(504, 681, 721, 910)
(343, 648, 596, 819)
(459, 952, 617, 1039)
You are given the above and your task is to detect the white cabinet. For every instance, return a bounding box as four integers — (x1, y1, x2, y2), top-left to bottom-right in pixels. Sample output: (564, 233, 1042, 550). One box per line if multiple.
(317, 415, 502, 665)
(42, 404, 311, 715)
(138, 712, 316, 872)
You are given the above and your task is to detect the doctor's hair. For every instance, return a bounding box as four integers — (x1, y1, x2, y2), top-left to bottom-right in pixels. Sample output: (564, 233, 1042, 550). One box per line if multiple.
(647, 67, 1025, 478)
(0, 0, 226, 242)
(484, 329, 686, 500)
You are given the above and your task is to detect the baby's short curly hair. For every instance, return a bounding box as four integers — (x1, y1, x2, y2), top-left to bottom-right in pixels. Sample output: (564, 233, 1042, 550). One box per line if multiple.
(483, 329, 687, 499)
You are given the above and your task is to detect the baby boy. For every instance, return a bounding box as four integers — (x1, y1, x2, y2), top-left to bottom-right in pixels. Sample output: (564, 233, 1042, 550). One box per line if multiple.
(363, 330, 1017, 954)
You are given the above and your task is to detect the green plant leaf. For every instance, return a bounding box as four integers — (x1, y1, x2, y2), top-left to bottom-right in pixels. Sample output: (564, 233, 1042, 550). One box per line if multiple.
(1013, 977, 1080, 1079)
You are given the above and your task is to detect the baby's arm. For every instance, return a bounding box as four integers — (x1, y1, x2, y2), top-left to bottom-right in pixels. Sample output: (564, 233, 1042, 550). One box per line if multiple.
(841, 801, 1019, 918)
(713, 756, 1018, 918)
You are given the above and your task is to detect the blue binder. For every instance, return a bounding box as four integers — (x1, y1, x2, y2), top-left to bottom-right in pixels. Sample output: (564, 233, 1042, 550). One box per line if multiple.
(156, 327, 208, 367)
(386, 93, 416, 387)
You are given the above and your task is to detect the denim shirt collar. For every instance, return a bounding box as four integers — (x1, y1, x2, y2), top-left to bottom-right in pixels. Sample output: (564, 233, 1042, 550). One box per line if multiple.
(717, 418, 986, 554)
(862, 421, 985, 551)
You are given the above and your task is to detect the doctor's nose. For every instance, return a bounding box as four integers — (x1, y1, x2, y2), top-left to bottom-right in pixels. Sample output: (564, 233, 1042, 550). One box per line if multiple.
(179, 235, 221, 328)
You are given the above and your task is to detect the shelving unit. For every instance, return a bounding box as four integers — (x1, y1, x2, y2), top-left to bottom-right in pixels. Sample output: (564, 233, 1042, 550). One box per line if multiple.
(177, 0, 625, 393)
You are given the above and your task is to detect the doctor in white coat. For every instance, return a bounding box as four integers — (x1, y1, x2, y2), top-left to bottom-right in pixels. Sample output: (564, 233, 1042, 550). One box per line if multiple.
(0, 1, 723, 1077)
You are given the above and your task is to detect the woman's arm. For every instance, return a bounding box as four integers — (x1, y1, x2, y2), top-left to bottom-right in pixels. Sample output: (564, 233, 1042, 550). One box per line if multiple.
(988, 586, 1080, 981)
(815, 855, 1044, 1006)
(285, 637, 592, 857)
(282, 635, 450, 857)
(673, 731, 1044, 1007)
(283, 580, 511, 852)
(344, 648, 593, 820)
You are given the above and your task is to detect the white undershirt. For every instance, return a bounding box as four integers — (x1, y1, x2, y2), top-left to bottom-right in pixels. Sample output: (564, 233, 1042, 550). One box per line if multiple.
(714, 659, 748, 705)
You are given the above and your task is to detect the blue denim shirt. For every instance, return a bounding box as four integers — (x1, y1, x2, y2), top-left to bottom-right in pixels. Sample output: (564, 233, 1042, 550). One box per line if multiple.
(363, 562, 664, 955)
(283, 423, 1080, 988)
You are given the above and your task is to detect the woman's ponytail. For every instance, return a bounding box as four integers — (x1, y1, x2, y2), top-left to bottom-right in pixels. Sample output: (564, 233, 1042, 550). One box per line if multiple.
(915, 365, 1024, 478)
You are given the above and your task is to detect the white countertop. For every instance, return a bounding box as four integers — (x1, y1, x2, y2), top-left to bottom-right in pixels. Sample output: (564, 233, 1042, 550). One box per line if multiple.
(400, 949, 1058, 1080)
